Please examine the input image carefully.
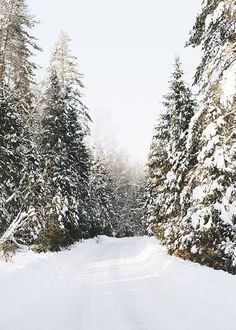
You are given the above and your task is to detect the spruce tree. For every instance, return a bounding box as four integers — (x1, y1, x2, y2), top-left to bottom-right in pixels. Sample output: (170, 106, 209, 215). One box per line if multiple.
(146, 111, 171, 236)
(0, 0, 39, 103)
(88, 154, 115, 237)
(0, 82, 25, 237)
(107, 152, 146, 237)
(173, 0, 236, 272)
(39, 33, 91, 249)
(146, 58, 196, 247)
(161, 58, 196, 249)
(187, 0, 236, 91)
(121, 170, 146, 237)
(0, 0, 41, 251)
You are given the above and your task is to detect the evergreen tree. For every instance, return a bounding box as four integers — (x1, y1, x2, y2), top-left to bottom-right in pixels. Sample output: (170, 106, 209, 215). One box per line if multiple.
(38, 33, 91, 250)
(173, 0, 236, 272)
(146, 111, 171, 235)
(146, 1, 236, 273)
(146, 58, 196, 248)
(50, 31, 90, 134)
(88, 154, 115, 237)
(187, 0, 236, 91)
(0, 0, 39, 104)
(106, 152, 146, 237)
(0, 0, 41, 252)
(0, 82, 25, 237)
(161, 58, 196, 248)
(121, 170, 146, 237)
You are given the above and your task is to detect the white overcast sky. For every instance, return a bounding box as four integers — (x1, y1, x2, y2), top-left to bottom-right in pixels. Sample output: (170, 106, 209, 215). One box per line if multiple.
(28, 0, 202, 163)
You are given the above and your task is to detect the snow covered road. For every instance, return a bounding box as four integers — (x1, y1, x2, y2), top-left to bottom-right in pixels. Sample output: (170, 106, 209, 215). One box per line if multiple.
(1, 236, 236, 330)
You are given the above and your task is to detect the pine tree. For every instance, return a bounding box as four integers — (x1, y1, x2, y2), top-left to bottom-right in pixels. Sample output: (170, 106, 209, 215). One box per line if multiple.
(0, 0, 41, 252)
(0, 0, 39, 104)
(161, 58, 196, 249)
(146, 58, 196, 247)
(187, 0, 236, 91)
(146, 111, 171, 235)
(106, 152, 146, 237)
(121, 170, 146, 237)
(88, 154, 115, 237)
(38, 33, 91, 250)
(173, 0, 236, 272)
(50, 31, 90, 134)
(0, 82, 25, 237)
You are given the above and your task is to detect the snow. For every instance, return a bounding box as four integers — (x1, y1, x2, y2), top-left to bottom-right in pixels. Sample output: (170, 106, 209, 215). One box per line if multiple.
(191, 211, 204, 229)
(214, 186, 236, 225)
(212, 147, 226, 170)
(198, 121, 227, 170)
(190, 245, 198, 254)
(220, 61, 236, 107)
(205, 1, 225, 29)
(1, 236, 236, 330)
(192, 185, 205, 200)
(203, 122, 217, 140)
(166, 170, 176, 183)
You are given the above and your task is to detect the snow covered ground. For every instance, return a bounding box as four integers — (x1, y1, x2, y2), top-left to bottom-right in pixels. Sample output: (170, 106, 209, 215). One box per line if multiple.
(1, 236, 236, 330)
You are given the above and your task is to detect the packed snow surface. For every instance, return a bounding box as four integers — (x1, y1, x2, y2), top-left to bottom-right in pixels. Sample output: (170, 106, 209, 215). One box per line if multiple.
(1, 236, 236, 330)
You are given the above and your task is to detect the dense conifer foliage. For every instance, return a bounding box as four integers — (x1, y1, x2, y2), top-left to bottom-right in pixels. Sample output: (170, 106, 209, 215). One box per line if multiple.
(146, 58, 196, 246)
(175, 0, 236, 272)
(147, 0, 236, 273)
(0, 1, 145, 255)
(38, 32, 91, 248)
(87, 154, 115, 237)
(1, 0, 236, 275)
(0, 0, 42, 251)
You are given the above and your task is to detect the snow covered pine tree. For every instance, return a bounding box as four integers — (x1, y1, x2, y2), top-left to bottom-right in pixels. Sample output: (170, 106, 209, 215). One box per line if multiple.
(0, 0, 42, 256)
(106, 152, 146, 237)
(146, 58, 196, 252)
(172, 0, 236, 273)
(38, 32, 91, 251)
(88, 153, 115, 237)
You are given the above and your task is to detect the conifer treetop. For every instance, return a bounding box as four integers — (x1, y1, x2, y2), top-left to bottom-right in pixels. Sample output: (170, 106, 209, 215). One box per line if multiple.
(187, 0, 236, 90)
(0, 0, 40, 92)
(50, 31, 84, 89)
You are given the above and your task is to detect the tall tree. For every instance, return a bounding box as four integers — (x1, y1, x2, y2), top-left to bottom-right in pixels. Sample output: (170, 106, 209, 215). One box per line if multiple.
(187, 0, 236, 91)
(161, 58, 196, 249)
(0, 82, 25, 238)
(146, 111, 171, 235)
(88, 153, 115, 237)
(106, 151, 146, 237)
(173, 0, 236, 272)
(0, 0, 39, 103)
(0, 0, 41, 252)
(146, 58, 196, 248)
(38, 32, 91, 250)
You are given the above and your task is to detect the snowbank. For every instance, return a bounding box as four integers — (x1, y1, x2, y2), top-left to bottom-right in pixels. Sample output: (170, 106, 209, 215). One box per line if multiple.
(0, 236, 236, 330)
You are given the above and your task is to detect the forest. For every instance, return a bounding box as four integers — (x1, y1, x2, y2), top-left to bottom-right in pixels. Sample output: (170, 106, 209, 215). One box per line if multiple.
(0, 0, 146, 258)
(0, 0, 236, 278)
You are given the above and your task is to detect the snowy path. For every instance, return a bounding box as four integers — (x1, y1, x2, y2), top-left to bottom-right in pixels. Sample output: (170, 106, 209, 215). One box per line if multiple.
(1, 237, 236, 330)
